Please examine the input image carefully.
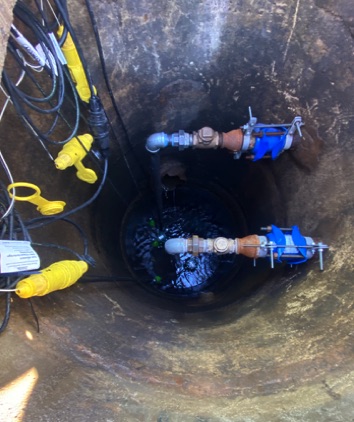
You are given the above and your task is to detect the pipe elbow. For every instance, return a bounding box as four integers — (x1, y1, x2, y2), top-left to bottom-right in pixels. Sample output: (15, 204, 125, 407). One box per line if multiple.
(164, 238, 188, 255)
(146, 132, 169, 153)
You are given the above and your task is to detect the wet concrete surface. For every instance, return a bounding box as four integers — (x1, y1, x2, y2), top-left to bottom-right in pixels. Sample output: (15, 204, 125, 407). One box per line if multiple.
(0, 0, 354, 421)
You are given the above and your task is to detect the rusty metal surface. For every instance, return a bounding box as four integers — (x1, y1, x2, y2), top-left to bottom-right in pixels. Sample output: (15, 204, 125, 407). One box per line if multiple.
(222, 129, 244, 152)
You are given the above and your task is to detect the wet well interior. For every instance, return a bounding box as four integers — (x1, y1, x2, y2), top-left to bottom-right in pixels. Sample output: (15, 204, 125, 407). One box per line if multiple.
(0, 1, 354, 421)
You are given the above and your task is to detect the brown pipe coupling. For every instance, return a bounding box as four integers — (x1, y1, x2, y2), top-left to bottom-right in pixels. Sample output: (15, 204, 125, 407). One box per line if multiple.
(192, 127, 245, 154)
(236, 235, 261, 258)
(222, 129, 245, 153)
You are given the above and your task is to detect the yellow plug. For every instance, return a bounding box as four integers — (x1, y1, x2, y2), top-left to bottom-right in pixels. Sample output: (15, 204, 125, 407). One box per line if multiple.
(7, 182, 66, 215)
(57, 25, 96, 103)
(54, 134, 98, 184)
(16, 260, 88, 298)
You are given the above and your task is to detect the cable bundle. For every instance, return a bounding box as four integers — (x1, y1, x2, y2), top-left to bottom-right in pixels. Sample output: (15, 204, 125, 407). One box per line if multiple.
(0, 0, 109, 333)
(0, 0, 142, 334)
(3, 1, 81, 146)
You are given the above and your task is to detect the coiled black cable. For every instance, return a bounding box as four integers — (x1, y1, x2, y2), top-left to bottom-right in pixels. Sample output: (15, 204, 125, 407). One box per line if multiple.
(0, 292, 11, 334)
(3, 1, 81, 145)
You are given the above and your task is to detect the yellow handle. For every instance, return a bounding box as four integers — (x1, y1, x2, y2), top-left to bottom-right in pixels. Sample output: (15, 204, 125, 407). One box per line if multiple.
(7, 182, 66, 215)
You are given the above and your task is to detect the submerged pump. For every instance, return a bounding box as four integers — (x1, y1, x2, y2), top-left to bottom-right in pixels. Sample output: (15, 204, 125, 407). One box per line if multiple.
(146, 107, 303, 161)
(165, 225, 328, 270)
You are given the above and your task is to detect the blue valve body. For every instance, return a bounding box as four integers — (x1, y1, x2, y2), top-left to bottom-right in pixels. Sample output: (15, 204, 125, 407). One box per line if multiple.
(266, 225, 313, 265)
(252, 127, 287, 161)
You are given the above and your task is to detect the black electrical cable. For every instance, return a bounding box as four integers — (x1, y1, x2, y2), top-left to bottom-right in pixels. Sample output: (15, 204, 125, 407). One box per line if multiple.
(34, 0, 62, 34)
(0, 182, 30, 241)
(0, 208, 16, 334)
(3, 1, 81, 145)
(0, 291, 11, 335)
(25, 157, 108, 229)
(10, 3, 63, 107)
(28, 298, 40, 333)
(6, 49, 126, 202)
(47, 0, 113, 159)
(52, 0, 95, 95)
(8, 62, 80, 145)
(80, 275, 133, 282)
(24, 216, 90, 258)
(0, 276, 24, 291)
(32, 241, 94, 264)
(57, 218, 89, 256)
(3, 65, 80, 145)
(6, 39, 57, 103)
(58, 24, 68, 46)
(84, 0, 148, 183)
(14, 208, 32, 242)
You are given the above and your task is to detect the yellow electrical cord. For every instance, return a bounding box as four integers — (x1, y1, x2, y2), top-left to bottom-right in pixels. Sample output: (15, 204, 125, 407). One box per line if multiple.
(16, 260, 88, 298)
(57, 25, 97, 102)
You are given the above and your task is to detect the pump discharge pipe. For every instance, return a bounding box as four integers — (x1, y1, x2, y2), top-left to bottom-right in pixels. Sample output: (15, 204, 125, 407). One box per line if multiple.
(165, 225, 328, 270)
(146, 107, 303, 161)
(15, 260, 88, 298)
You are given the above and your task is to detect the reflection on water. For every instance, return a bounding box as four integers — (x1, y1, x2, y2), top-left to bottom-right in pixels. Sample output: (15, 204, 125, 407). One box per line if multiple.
(124, 186, 244, 296)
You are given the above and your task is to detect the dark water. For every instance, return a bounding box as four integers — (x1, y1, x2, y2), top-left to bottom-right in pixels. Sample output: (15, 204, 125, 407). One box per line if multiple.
(122, 185, 247, 297)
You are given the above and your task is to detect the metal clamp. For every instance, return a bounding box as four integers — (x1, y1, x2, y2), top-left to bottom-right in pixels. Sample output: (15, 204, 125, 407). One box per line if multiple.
(284, 116, 303, 150)
(241, 106, 258, 152)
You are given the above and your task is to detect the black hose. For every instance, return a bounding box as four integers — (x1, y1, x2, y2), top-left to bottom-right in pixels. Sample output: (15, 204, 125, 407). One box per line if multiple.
(0, 292, 11, 335)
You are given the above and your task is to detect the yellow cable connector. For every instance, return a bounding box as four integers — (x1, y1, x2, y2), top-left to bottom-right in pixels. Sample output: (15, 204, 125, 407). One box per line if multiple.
(7, 182, 66, 215)
(57, 25, 96, 103)
(54, 134, 98, 184)
(16, 260, 88, 298)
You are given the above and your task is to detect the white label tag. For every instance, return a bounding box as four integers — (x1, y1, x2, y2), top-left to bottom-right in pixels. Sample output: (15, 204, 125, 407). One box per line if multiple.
(0, 241, 40, 273)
